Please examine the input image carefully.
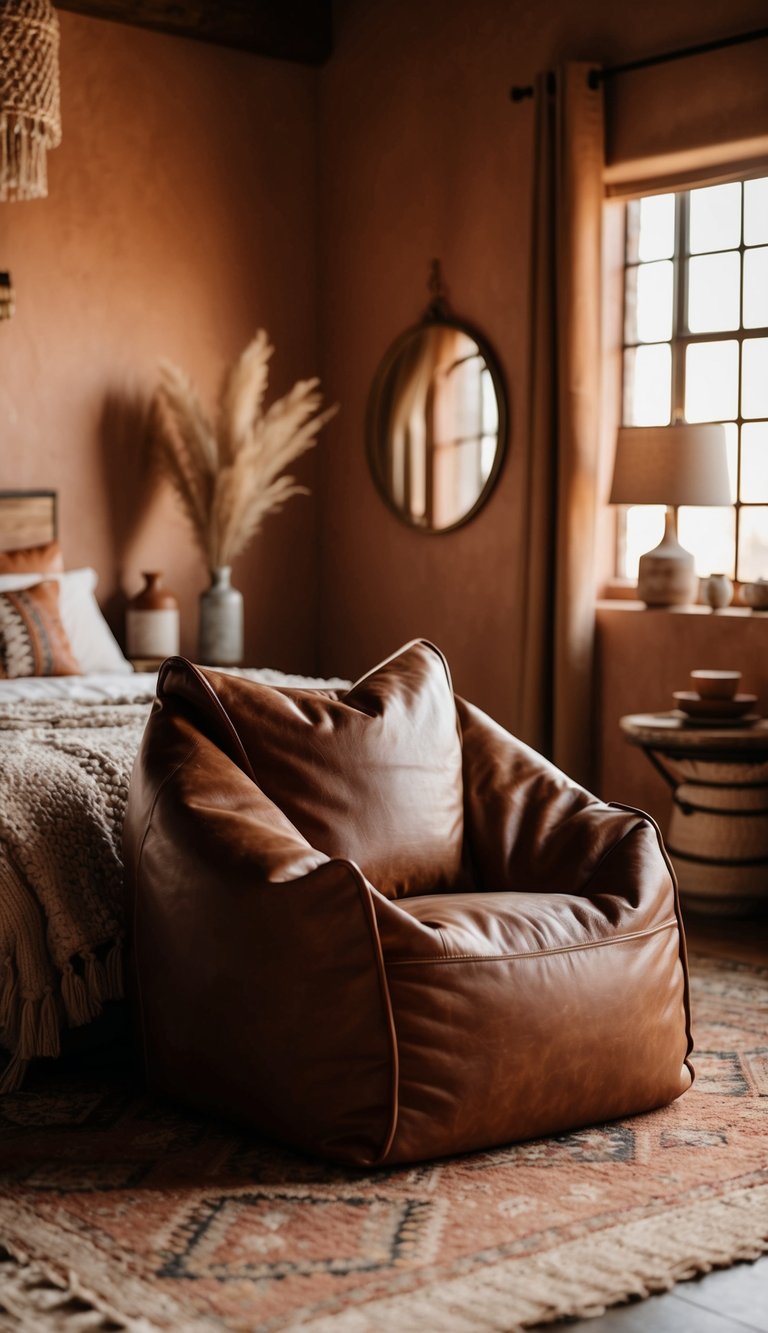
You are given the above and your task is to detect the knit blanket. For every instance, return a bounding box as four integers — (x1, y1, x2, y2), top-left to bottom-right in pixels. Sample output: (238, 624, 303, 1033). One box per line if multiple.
(0, 697, 152, 1093)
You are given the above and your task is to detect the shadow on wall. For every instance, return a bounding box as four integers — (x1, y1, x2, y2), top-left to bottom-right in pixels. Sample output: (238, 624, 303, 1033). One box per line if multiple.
(98, 390, 155, 633)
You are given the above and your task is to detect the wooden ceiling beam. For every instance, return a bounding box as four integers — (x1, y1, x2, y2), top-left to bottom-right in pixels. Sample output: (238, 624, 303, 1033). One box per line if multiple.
(54, 1, 333, 65)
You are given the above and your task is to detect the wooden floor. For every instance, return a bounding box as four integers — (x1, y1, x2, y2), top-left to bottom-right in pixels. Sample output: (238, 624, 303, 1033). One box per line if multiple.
(539, 907, 768, 1333)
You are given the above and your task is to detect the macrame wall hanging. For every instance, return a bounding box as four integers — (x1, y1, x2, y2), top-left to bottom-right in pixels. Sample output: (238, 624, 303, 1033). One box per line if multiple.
(0, 0, 61, 201)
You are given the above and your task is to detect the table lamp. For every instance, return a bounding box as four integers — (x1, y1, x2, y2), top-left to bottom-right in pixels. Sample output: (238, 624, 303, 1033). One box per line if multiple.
(609, 423, 731, 607)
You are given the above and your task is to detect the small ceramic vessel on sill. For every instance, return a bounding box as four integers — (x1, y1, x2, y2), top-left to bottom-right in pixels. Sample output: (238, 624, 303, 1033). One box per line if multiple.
(701, 573, 733, 611)
(741, 579, 768, 611)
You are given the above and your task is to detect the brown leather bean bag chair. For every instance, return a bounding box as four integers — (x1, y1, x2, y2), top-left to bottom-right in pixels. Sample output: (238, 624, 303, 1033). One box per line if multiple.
(124, 640, 693, 1167)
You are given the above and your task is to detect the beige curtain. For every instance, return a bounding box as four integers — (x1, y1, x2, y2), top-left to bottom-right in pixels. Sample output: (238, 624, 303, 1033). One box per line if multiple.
(518, 63, 605, 789)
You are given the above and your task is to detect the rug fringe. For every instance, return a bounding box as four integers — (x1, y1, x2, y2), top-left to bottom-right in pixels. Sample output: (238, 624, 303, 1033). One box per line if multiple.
(0, 1235, 157, 1332)
(299, 1181, 768, 1331)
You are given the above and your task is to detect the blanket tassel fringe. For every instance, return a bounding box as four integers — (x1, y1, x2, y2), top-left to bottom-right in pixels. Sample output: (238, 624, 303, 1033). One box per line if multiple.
(0, 957, 18, 1033)
(1, 940, 124, 1093)
(84, 951, 107, 1006)
(61, 963, 95, 1027)
(0, 1053, 27, 1094)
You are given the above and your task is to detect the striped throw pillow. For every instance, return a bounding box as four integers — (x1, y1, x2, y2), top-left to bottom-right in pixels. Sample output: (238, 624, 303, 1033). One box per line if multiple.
(0, 581, 80, 678)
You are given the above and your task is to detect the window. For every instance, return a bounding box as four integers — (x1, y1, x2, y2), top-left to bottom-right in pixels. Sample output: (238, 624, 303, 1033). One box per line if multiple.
(620, 176, 768, 581)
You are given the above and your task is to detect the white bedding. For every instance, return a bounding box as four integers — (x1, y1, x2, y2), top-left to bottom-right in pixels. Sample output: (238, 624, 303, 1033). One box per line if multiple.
(0, 665, 351, 704)
(0, 672, 159, 703)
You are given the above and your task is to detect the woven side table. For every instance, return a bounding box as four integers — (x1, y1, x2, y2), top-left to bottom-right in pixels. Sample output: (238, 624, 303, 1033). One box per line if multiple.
(620, 713, 768, 916)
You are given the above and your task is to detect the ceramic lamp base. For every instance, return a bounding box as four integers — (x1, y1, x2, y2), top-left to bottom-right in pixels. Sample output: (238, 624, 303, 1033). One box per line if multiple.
(637, 509, 697, 607)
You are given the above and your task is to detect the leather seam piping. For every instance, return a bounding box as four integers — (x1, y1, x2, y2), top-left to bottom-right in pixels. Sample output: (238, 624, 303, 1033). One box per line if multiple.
(335, 861, 400, 1167)
(386, 916, 678, 966)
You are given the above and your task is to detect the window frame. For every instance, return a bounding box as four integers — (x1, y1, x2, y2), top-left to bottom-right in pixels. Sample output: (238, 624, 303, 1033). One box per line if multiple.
(619, 177, 768, 584)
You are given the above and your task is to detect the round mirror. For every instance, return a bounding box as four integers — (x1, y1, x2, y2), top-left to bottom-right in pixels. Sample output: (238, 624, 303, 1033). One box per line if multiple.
(366, 316, 507, 533)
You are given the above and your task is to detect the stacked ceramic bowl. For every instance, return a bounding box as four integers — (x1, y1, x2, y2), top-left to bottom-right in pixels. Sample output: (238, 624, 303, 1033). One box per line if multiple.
(673, 670, 759, 726)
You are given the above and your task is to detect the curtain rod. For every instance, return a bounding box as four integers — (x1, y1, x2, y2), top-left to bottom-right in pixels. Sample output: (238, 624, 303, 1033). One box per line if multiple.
(510, 24, 768, 102)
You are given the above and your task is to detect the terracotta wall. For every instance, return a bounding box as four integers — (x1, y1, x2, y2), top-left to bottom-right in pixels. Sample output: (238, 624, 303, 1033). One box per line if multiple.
(2, 0, 767, 730)
(317, 0, 768, 717)
(0, 11, 322, 670)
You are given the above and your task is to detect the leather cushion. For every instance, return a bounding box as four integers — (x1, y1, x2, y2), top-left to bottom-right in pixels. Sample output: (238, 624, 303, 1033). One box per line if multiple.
(158, 639, 465, 900)
(0, 540, 64, 575)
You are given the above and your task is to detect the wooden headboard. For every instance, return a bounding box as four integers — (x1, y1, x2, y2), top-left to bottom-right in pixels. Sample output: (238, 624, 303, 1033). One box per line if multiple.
(0, 491, 58, 553)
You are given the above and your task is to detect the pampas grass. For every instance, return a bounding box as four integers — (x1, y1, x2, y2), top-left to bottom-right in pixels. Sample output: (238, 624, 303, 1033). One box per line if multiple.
(153, 331, 337, 569)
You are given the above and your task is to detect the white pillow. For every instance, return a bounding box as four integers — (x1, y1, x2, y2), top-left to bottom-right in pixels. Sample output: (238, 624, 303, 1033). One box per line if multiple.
(0, 568, 132, 674)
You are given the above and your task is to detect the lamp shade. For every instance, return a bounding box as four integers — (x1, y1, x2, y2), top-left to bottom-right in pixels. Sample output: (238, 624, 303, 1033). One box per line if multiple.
(609, 424, 731, 507)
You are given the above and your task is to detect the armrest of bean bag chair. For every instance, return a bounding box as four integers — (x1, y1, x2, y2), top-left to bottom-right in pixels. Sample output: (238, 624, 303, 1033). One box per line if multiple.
(458, 694, 684, 919)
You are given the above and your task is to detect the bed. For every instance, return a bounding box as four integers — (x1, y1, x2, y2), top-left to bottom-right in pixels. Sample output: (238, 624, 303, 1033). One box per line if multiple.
(0, 491, 347, 1091)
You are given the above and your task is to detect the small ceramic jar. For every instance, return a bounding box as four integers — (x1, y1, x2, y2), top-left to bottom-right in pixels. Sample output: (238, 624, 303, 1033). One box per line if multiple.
(126, 572, 180, 660)
(741, 579, 768, 611)
(701, 572, 733, 611)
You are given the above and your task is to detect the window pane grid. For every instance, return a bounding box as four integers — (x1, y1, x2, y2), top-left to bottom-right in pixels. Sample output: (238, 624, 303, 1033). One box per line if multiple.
(619, 177, 768, 584)
(624, 328, 768, 350)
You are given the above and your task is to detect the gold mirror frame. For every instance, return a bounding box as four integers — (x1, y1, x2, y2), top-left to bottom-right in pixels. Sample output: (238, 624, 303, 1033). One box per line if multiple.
(366, 300, 508, 535)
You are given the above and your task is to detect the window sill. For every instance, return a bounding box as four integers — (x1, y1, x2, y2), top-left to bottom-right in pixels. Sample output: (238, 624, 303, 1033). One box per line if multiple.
(600, 578, 639, 600)
(599, 578, 764, 612)
(596, 599, 767, 617)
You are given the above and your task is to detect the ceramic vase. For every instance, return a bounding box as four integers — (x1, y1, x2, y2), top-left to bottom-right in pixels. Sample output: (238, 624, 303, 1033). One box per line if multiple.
(702, 572, 733, 611)
(741, 579, 768, 611)
(125, 571, 179, 662)
(198, 566, 243, 665)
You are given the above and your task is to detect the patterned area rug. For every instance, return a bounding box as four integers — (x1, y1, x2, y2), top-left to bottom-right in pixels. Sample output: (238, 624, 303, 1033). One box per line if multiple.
(0, 953, 766, 1332)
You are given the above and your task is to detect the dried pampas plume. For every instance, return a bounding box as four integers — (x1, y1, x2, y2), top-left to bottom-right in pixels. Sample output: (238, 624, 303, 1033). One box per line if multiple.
(152, 331, 337, 568)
